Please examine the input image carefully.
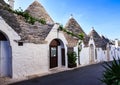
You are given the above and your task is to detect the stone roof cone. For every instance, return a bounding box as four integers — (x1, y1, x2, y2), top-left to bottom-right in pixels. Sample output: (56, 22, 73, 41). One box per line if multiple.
(88, 28, 106, 48)
(64, 16, 86, 47)
(25, 0, 54, 24)
(65, 16, 86, 36)
(88, 27, 101, 38)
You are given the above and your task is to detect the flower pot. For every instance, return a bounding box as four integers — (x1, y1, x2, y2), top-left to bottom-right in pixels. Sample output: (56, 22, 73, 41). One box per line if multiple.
(68, 63, 77, 68)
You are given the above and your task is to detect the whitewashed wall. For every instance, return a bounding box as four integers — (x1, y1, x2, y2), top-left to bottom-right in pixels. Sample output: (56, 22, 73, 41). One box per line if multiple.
(45, 23, 68, 68)
(109, 45, 116, 61)
(73, 46, 78, 65)
(109, 45, 120, 61)
(96, 48, 106, 62)
(116, 47, 120, 59)
(12, 43, 49, 78)
(80, 47, 89, 65)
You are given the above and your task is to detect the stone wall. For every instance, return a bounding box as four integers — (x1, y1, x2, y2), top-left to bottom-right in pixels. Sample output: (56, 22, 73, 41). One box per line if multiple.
(80, 47, 90, 65)
(12, 43, 49, 78)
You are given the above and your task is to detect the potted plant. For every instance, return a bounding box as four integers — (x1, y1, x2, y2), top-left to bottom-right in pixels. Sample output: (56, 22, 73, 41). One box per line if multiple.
(68, 51, 77, 68)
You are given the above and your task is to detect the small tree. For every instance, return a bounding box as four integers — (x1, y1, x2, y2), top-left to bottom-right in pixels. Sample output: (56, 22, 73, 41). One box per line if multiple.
(68, 51, 77, 68)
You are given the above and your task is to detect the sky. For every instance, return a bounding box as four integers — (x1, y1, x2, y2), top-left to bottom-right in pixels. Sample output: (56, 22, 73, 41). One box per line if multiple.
(5, 0, 120, 40)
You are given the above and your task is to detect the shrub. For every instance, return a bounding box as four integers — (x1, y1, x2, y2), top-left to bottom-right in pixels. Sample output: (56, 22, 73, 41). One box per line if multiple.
(102, 57, 120, 85)
(68, 51, 77, 68)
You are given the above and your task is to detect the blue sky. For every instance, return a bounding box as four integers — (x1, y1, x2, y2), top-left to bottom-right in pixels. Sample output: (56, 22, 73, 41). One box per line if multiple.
(5, 0, 120, 40)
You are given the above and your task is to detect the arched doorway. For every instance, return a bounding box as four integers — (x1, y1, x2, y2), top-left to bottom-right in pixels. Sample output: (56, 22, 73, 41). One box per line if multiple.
(107, 44, 110, 61)
(49, 39, 65, 68)
(89, 44, 94, 64)
(0, 31, 12, 77)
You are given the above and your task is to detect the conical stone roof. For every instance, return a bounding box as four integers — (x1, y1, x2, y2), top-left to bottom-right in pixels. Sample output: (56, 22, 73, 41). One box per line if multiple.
(88, 28, 106, 49)
(25, 0, 54, 24)
(64, 17, 86, 47)
(88, 28, 101, 39)
(65, 17, 86, 36)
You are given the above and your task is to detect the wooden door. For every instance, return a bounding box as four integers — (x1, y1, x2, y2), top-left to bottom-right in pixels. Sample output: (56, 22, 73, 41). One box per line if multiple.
(50, 47, 58, 68)
(61, 48, 65, 66)
(90, 44, 94, 63)
(0, 32, 11, 77)
(0, 41, 10, 77)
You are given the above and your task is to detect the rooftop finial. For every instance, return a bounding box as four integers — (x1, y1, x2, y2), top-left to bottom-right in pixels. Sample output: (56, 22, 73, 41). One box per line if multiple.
(91, 27, 94, 30)
(70, 14, 73, 19)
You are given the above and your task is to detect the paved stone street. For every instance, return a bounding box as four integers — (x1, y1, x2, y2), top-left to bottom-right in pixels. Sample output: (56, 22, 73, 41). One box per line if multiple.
(10, 62, 106, 85)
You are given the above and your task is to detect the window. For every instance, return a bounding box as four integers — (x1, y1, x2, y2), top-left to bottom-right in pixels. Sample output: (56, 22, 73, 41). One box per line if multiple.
(18, 41, 23, 46)
(95, 49, 97, 59)
(51, 47, 57, 57)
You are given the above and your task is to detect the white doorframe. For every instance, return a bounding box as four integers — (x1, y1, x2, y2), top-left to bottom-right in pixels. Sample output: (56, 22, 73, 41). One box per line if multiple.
(0, 41, 1, 77)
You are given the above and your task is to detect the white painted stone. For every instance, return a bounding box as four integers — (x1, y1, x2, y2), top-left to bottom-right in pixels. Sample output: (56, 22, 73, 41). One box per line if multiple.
(1, 15, 120, 79)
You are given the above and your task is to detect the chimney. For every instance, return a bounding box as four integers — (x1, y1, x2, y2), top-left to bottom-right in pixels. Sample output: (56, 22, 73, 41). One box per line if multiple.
(8, 0, 14, 10)
(115, 39, 118, 48)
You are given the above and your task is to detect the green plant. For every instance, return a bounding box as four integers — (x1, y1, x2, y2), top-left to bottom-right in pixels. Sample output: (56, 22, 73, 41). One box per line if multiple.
(59, 25, 84, 65)
(3, 7, 46, 25)
(13, 7, 46, 25)
(59, 25, 84, 40)
(102, 57, 120, 85)
(68, 51, 77, 68)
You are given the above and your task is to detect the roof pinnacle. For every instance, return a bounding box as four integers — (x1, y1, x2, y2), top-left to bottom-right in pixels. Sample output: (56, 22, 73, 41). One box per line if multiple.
(70, 14, 73, 19)
(91, 27, 94, 30)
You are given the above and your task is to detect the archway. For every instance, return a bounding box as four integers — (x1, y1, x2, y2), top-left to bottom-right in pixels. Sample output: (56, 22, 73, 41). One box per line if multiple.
(89, 44, 94, 63)
(0, 31, 12, 77)
(107, 44, 110, 61)
(49, 39, 65, 68)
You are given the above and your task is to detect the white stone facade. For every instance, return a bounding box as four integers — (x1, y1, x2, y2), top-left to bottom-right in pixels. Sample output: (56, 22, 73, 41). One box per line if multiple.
(0, 14, 120, 79)
(0, 17, 68, 78)
(77, 36, 120, 66)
